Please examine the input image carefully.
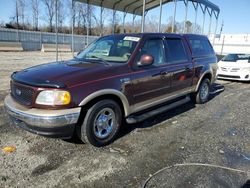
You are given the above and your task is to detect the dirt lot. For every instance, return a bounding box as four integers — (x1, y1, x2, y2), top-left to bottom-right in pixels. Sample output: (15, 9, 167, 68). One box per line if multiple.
(0, 52, 250, 188)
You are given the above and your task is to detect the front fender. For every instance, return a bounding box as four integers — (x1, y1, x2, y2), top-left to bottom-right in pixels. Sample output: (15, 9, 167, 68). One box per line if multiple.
(78, 89, 131, 116)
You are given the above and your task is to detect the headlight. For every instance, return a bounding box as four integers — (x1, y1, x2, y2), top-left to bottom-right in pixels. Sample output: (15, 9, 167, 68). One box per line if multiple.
(36, 90, 71, 105)
(243, 67, 250, 72)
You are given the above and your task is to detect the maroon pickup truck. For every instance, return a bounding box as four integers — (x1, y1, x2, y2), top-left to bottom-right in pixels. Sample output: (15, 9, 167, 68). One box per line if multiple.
(4, 33, 217, 147)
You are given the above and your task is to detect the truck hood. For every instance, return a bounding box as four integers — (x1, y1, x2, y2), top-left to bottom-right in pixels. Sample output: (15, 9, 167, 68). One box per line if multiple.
(11, 59, 112, 88)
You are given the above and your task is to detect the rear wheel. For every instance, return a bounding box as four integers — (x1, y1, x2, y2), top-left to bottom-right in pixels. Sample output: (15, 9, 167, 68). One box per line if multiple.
(79, 99, 122, 147)
(192, 78, 211, 104)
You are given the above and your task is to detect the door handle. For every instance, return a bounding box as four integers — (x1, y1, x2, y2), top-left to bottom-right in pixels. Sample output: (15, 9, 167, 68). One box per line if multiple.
(152, 71, 169, 77)
(185, 66, 191, 71)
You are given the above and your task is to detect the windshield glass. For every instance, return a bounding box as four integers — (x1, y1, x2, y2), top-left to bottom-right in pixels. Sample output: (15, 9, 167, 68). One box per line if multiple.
(222, 54, 250, 62)
(75, 35, 140, 63)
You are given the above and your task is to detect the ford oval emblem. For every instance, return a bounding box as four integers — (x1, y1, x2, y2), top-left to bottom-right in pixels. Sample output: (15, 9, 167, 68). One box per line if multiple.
(15, 89, 22, 96)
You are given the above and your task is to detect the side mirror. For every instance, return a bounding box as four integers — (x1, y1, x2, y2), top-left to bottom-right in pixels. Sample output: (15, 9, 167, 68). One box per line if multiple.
(137, 54, 154, 67)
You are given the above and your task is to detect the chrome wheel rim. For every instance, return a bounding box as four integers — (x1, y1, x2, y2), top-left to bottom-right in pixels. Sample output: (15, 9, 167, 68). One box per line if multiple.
(93, 108, 115, 139)
(200, 83, 209, 100)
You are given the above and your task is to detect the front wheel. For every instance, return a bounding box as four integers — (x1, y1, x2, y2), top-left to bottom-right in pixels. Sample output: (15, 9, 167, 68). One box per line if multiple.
(79, 99, 122, 147)
(192, 78, 211, 104)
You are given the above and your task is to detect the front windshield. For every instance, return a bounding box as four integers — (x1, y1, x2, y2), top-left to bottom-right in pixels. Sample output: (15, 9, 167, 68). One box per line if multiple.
(76, 35, 140, 63)
(222, 54, 250, 62)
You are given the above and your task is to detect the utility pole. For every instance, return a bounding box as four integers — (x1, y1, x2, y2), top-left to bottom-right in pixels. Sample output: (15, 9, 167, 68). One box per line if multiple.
(220, 35, 225, 55)
(219, 21, 224, 40)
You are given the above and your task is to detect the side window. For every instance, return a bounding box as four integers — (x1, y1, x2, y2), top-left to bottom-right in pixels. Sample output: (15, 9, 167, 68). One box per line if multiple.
(165, 38, 188, 63)
(189, 38, 214, 56)
(202, 39, 214, 54)
(139, 38, 165, 66)
(116, 40, 133, 57)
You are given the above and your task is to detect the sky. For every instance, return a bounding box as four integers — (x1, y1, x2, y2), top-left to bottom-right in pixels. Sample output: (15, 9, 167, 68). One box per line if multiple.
(0, 0, 249, 34)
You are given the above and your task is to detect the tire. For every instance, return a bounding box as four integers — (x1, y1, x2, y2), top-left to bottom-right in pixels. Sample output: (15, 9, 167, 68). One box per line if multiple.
(79, 99, 122, 147)
(192, 78, 211, 104)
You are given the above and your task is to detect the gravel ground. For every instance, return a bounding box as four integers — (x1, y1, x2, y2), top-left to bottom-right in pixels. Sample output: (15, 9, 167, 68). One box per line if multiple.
(0, 52, 250, 188)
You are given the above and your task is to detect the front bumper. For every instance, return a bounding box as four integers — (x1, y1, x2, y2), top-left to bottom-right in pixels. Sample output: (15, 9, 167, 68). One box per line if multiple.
(217, 70, 250, 81)
(4, 95, 81, 138)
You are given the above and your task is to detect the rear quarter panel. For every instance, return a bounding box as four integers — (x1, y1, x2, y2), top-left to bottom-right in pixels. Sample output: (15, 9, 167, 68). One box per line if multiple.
(184, 35, 218, 88)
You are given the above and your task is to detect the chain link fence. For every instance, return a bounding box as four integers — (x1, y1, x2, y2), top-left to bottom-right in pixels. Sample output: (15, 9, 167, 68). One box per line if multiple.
(0, 28, 99, 51)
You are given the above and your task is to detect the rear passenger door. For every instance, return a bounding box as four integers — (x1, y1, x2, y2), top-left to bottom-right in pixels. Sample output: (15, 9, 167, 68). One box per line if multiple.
(164, 37, 193, 94)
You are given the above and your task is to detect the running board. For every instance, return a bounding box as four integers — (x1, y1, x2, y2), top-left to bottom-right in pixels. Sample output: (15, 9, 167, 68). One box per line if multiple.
(126, 96, 190, 124)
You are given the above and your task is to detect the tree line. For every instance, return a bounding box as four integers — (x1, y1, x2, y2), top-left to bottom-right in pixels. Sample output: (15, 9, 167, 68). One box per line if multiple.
(1, 0, 201, 35)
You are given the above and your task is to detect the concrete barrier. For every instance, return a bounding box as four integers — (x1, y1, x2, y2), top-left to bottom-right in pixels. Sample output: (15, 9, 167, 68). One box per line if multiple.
(0, 41, 23, 51)
(41, 43, 71, 52)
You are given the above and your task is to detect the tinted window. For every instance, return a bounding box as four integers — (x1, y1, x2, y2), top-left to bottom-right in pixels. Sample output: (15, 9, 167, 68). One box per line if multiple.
(165, 38, 188, 63)
(189, 38, 214, 56)
(138, 38, 165, 66)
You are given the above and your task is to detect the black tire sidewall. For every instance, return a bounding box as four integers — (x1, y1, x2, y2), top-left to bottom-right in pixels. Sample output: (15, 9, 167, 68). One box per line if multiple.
(81, 100, 122, 147)
(196, 78, 211, 104)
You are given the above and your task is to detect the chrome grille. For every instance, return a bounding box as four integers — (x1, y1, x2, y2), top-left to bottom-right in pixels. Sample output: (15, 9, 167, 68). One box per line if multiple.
(230, 68, 240, 72)
(220, 67, 240, 72)
(11, 82, 34, 106)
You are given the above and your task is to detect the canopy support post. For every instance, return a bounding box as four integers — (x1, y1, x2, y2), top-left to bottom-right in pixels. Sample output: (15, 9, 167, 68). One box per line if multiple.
(208, 15, 212, 37)
(158, 0, 163, 32)
(133, 14, 136, 33)
(202, 11, 206, 34)
(55, 0, 58, 62)
(183, 0, 188, 33)
(87, 0, 90, 46)
(123, 12, 127, 33)
(213, 15, 219, 45)
(201, 5, 206, 34)
(141, 0, 146, 33)
(193, 2, 198, 33)
(208, 9, 212, 37)
(112, 9, 116, 34)
(100, 4, 104, 36)
(172, 0, 177, 33)
(71, 0, 74, 56)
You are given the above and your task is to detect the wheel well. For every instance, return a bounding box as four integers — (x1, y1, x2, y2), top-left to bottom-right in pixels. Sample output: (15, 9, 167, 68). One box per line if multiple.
(202, 73, 212, 81)
(195, 73, 212, 92)
(76, 94, 125, 127)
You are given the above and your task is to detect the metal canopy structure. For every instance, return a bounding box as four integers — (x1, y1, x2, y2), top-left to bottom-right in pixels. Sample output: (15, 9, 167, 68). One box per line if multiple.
(73, 0, 220, 36)
(75, 0, 219, 16)
(73, 0, 219, 42)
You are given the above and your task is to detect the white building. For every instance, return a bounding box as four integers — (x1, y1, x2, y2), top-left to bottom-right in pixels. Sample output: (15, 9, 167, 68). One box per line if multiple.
(209, 34, 250, 55)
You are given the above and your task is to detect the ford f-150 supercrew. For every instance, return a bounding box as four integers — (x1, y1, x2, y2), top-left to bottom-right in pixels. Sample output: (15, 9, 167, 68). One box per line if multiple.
(4, 33, 217, 147)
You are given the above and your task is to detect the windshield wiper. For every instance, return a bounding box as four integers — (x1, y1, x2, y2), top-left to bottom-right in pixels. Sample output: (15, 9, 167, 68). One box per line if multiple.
(89, 55, 111, 66)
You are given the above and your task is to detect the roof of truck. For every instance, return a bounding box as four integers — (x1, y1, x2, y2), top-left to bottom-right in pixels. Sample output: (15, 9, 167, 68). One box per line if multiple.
(104, 33, 209, 39)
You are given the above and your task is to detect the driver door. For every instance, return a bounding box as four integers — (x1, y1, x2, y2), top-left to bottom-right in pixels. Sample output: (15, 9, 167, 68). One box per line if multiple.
(130, 37, 172, 112)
